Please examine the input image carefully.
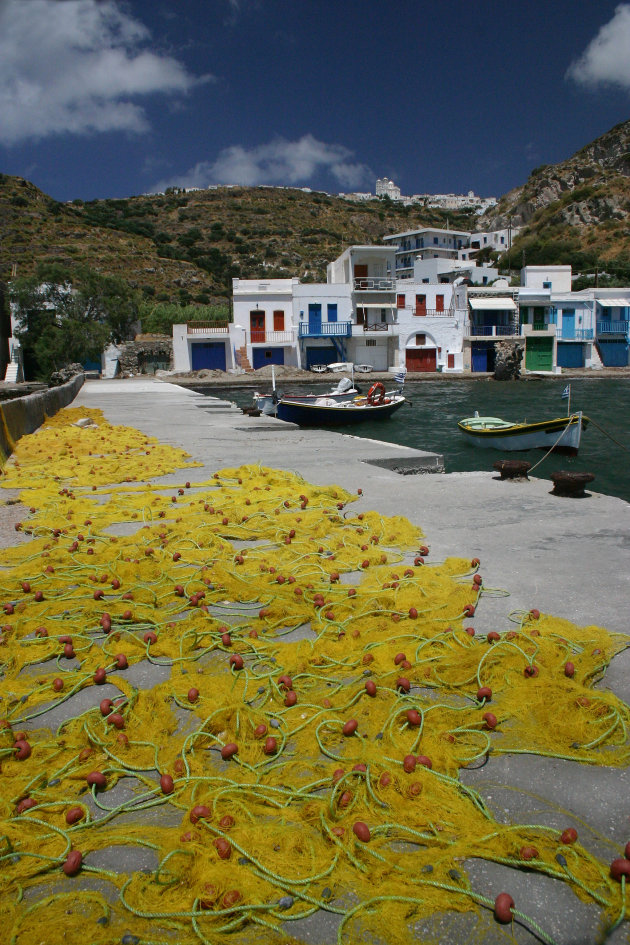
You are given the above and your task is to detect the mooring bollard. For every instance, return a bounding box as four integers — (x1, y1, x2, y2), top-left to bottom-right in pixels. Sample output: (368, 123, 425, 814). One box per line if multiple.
(493, 460, 532, 481)
(550, 471, 595, 498)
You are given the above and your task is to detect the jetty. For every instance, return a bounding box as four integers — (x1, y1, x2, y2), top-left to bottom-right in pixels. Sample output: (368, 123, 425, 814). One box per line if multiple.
(2, 374, 629, 945)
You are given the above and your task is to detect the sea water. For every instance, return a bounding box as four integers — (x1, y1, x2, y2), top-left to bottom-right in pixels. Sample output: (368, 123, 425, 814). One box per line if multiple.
(198, 378, 630, 504)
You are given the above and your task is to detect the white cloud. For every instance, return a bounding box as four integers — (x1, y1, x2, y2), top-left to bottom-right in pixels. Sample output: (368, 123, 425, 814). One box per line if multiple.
(567, 3, 630, 91)
(0, 0, 210, 146)
(153, 134, 372, 192)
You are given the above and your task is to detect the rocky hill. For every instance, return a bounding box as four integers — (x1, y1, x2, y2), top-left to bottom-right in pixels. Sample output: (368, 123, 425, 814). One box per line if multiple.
(484, 119, 630, 277)
(3, 117, 630, 300)
(0, 174, 475, 305)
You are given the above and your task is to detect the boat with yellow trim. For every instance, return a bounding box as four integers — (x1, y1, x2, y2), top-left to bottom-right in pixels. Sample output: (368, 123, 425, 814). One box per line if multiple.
(458, 411, 589, 454)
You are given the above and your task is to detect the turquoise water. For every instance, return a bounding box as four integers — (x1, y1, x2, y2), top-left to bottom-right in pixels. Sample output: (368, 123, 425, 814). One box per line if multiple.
(198, 378, 630, 503)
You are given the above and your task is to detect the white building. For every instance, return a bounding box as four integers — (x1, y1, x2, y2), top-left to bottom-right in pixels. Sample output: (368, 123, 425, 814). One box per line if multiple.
(375, 178, 401, 201)
(171, 259, 630, 378)
(383, 226, 499, 284)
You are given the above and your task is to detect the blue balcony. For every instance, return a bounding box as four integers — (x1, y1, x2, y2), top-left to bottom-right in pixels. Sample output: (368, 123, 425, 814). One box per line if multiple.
(298, 321, 352, 339)
(597, 320, 629, 337)
(556, 328, 594, 340)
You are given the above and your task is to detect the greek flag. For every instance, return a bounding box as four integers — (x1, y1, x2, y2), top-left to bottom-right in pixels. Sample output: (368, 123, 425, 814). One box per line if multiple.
(394, 370, 406, 386)
(561, 384, 570, 399)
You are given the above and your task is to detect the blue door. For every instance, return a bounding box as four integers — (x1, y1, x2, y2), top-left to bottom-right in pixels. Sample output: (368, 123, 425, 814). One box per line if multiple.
(253, 348, 285, 369)
(562, 310, 575, 339)
(557, 343, 584, 368)
(191, 342, 226, 371)
(305, 346, 336, 369)
(308, 304, 322, 334)
(598, 340, 629, 366)
(327, 303, 338, 323)
(471, 346, 488, 372)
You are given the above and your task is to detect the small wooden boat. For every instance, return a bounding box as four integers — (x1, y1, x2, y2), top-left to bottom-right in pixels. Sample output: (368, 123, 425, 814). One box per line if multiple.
(253, 374, 359, 415)
(276, 382, 406, 426)
(458, 411, 588, 454)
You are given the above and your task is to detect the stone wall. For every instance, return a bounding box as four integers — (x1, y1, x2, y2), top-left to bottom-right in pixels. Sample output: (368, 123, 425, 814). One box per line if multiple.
(0, 373, 84, 461)
(117, 336, 173, 377)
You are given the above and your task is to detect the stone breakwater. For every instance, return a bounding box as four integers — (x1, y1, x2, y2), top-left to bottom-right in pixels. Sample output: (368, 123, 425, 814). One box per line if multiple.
(0, 374, 84, 462)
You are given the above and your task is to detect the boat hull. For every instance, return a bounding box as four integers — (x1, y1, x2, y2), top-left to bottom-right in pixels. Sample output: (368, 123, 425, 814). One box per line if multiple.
(458, 413, 587, 454)
(276, 396, 405, 426)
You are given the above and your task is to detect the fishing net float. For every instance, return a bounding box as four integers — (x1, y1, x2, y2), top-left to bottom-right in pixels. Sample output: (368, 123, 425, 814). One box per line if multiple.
(0, 407, 628, 945)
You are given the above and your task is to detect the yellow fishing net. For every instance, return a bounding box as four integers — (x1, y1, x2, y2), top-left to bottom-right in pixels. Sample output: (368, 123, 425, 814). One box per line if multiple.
(0, 407, 628, 945)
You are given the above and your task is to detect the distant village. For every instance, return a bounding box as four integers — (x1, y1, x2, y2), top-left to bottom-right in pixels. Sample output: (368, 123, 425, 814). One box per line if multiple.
(342, 177, 498, 214)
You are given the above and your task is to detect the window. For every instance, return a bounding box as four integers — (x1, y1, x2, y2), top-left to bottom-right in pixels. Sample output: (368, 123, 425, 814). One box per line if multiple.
(366, 339, 376, 347)
(397, 294, 406, 308)
(416, 333, 426, 345)
(327, 303, 338, 322)
(543, 281, 552, 289)
(433, 237, 439, 244)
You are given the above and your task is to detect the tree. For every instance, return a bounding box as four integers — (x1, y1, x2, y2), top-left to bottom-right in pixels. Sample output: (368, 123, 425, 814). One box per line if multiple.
(9, 263, 139, 381)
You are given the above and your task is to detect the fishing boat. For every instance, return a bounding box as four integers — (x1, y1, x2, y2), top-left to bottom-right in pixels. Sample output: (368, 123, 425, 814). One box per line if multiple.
(458, 410, 588, 454)
(253, 373, 360, 415)
(276, 381, 406, 426)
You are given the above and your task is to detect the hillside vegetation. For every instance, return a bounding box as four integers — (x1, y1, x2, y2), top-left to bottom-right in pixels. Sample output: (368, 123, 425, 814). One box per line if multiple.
(3, 117, 630, 301)
(486, 119, 630, 281)
(0, 175, 475, 305)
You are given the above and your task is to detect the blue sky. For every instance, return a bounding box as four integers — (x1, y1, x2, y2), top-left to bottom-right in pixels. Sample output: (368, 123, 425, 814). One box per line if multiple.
(1, 0, 629, 202)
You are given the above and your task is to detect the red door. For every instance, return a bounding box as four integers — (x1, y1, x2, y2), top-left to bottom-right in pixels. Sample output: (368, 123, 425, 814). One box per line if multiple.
(273, 310, 284, 331)
(406, 348, 437, 371)
(250, 310, 265, 343)
(354, 264, 368, 288)
(415, 295, 427, 316)
(436, 294, 444, 312)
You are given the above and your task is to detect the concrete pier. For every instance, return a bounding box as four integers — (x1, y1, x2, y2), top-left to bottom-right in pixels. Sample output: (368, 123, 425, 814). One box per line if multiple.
(4, 375, 628, 945)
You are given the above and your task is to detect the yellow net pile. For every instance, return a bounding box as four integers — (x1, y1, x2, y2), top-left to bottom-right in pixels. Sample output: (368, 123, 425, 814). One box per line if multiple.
(0, 407, 629, 945)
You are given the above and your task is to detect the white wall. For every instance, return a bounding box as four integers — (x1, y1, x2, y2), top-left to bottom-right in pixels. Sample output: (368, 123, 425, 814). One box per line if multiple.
(521, 266, 572, 292)
(172, 325, 189, 372)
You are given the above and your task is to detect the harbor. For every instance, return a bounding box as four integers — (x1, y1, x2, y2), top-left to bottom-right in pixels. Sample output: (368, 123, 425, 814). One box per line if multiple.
(1, 375, 627, 945)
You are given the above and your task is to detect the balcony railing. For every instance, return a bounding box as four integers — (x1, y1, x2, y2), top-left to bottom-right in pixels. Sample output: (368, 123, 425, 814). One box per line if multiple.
(361, 321, 398, 333)
(250, 330, 295, 344)
(556, 328, 594, 340)
(468, 324, 522, 337)
(187, 321, 230, 334)
(353, 277, 396, 291)
(298, 322, 352, 339)
(597, 320, 630, 336)
(413, 308, 452, 317)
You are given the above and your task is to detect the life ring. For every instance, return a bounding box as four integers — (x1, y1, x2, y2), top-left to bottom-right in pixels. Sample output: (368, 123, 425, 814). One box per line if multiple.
(366, 382, 386, 406)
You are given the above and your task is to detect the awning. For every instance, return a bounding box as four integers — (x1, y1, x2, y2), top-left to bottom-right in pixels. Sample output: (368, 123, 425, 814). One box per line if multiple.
(596, 298, 630, 307)
(469, 297, 517, 311)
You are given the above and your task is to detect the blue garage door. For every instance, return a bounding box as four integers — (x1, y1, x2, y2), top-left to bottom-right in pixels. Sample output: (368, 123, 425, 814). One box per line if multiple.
(253, 348, 285, 369)
(557, 343, 584, 368)
(471, 344, 495, 372)
(305, 346, 337, 369)
(599, 340, 629, 367)
(191, 342, 226, 371)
